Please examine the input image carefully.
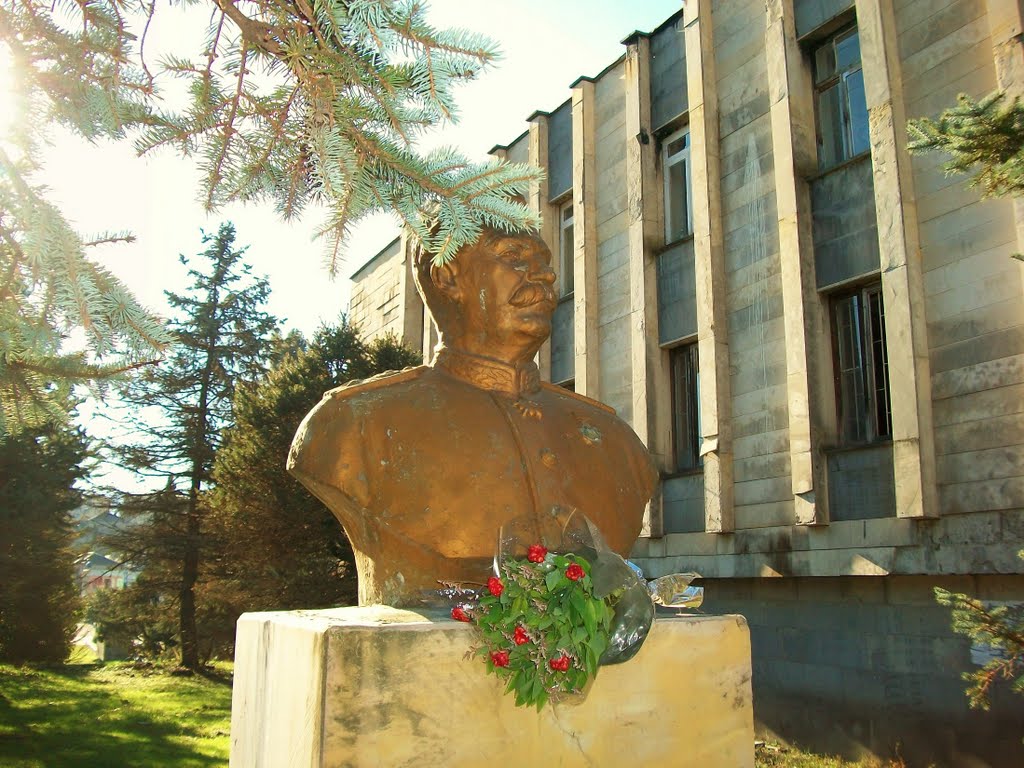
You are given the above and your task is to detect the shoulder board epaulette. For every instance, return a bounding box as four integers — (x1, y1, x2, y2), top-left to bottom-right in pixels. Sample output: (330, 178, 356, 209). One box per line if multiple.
(324, 366, 426, 399)
(541, 381, 616, 415)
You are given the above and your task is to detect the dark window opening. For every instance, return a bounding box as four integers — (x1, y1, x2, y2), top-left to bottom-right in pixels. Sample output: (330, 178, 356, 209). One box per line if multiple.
(832, 283, 892, 444)
(670, 343, 702, 472)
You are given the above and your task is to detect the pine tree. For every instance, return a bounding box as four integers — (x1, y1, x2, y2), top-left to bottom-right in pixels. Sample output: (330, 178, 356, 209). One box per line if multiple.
(105, 223, 278, 670)
(908, 91, 1024, 199)
(910, 91, 1024, 706)
(934, 584, 1024, 710)
(0, 163, 173, 435)
(205, 321, 419, 616)
(0, 1, 541, 434)
(908, 90, 1024, 261)
(0, 421, 89, 663)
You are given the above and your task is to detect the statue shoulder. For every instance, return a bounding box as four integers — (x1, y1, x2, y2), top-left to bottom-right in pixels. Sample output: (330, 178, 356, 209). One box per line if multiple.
(323, 365, 428, 401)
(540, 382, 616, 415)
(289, 366, 428, 509)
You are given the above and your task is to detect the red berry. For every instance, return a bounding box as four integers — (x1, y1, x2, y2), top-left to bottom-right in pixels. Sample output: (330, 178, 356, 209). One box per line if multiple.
(490, 650, 510, 667)
(549, 654, 571, 671)
(487, 576, 504, 596)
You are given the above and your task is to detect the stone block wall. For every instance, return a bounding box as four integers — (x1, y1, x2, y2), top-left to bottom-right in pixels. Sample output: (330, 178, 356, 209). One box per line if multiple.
(348, 237, 421, 346)
(705, 575, 1024, 765)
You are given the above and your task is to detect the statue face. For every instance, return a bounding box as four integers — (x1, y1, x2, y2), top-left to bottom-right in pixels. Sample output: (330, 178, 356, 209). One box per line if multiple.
(449, 231, 557, 359)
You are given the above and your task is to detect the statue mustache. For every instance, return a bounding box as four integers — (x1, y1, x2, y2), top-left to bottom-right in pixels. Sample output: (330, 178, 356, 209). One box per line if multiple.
(508, 282, 556, 308)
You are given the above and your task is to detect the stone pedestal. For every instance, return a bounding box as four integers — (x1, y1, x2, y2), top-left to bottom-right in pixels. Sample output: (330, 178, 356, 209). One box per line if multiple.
(230, 606, 754, 767)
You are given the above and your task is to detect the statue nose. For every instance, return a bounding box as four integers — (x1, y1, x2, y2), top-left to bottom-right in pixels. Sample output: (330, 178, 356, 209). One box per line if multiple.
(531, 264, 556, 284)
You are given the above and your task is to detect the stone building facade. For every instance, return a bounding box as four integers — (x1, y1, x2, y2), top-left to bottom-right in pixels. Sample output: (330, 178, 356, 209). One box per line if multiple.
(349, 1, 1024, 763)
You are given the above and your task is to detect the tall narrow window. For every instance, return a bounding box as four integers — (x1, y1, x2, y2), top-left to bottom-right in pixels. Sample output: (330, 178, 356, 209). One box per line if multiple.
(663, 127, 692, 243)
(832, 283, 892, 444)
(813, 25, 870, 172)
(558, 202, 574, 297)
(670, 343, 702, 471)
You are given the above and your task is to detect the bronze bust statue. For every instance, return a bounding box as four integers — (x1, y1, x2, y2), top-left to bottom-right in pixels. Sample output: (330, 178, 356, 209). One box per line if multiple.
(288, 225, 657, 606)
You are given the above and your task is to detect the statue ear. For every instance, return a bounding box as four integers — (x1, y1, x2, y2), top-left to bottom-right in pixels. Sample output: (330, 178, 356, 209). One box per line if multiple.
(430, 262, 461, 301)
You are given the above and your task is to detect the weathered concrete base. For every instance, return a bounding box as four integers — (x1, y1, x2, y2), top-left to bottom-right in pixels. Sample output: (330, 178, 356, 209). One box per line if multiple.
(230, 606, 754, 767)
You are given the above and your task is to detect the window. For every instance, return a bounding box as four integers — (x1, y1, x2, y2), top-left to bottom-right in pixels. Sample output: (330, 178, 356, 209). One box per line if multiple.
(832, 283, 892, 444)
(670, 343, 702, 471)
(558, 202, 574, 297)
(813, 25, 870, 172)
(663, 127, 692, 243)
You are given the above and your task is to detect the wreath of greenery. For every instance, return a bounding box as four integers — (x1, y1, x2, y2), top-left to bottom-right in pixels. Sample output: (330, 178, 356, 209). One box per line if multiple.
(451, 544, 616, 710)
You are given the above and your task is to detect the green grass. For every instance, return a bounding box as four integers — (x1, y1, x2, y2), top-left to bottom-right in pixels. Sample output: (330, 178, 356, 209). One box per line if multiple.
(756, 743, 909, 768)
(0, 662, 232, 768)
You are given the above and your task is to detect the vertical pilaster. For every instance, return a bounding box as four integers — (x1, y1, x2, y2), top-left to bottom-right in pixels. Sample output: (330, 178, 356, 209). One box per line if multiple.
(986, 0, 1024, 260)
(857, 0, 938, 519)
(685, 0, 734, 533)
(987, 0, 1024, 95)
(571, 78, 600, 399)
(764, 0, 831, 525)
(421, 305, 438, 363)
(398, 231, 425, 357)
(624, 33, 667, 539)
(528, 115, 556, 382)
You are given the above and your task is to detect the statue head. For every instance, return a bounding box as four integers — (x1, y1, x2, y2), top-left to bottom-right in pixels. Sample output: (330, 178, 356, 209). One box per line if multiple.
(414, 225, 557, 364)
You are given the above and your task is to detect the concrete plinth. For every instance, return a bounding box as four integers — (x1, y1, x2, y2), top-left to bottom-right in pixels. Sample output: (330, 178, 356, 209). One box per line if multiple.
(230, 606, 754, 767)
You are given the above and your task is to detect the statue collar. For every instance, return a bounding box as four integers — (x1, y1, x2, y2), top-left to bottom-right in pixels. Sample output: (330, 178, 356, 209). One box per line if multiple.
(434, 347, 541, 398)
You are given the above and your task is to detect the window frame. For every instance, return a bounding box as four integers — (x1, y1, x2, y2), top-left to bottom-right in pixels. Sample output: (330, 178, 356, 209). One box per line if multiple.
(812, 24, 870, 173)
(662, 126, 693, 245)
(669, 341, 702, 474)
(558, 201, 575, 298)
(830, 281, 892, 446)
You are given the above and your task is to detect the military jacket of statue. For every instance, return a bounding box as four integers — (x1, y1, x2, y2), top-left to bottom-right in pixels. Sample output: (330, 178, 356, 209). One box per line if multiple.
(288, 348, 658, 606)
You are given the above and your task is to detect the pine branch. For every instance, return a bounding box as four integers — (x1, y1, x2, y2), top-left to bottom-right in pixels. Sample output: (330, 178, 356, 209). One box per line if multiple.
(908, 91, 1024, 199)
(1, 0, 545, 436)
(935, 565, 1024, 710)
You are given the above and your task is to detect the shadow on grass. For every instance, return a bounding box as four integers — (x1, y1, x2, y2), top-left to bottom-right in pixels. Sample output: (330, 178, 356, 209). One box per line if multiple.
(0, 663, 231, 768)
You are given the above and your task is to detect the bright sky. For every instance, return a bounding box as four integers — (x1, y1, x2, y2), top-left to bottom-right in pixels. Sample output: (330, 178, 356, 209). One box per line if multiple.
(15, 0, 684, 337)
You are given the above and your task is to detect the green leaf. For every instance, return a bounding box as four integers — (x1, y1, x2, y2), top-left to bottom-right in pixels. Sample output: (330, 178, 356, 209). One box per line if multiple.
(512, 595, 528, 618)
(569, 589, 587, 617)
(535, 689, 548, 711)
(582, 599, 597, 636)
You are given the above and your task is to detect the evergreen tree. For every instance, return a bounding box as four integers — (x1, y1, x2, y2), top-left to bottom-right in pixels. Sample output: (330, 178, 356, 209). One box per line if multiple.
(908, 91, 1024, 199)
(934, 583, 1024, 710)
(909, 90, 1024, 262)
(205, 321, 419, 615)
(910, 91, 1024, 706)
(0, 422, 89, 663)
(105, 223, 278, 670)
(84, 571, 179, 660)
(0, 1, 541, 433)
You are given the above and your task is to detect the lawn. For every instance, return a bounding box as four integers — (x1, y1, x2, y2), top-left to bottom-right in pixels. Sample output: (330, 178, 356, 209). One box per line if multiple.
(756, 743, 909, 768)
(0, 662, 232, 768)
(0, 662, 910, 768)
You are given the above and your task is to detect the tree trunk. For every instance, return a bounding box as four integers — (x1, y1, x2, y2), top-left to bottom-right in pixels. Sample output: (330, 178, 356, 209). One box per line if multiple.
(179, 500, 201, 670)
